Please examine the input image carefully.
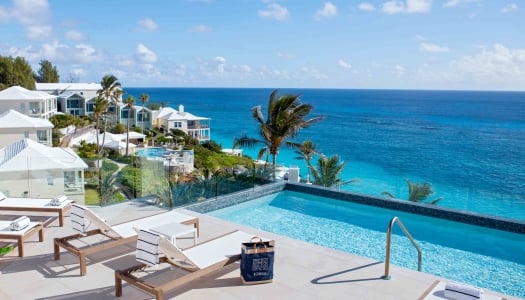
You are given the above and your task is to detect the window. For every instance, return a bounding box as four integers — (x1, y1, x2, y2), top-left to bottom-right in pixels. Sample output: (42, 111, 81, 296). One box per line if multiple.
(20, 103, 26, 112)
(173, 121, 182, 128)
(29, 102, 40, 114)
(37, 130, 48, 142)
(24, 131, 29, 138)
(86, 102, 95, 113)
(64, 170, 82, 192)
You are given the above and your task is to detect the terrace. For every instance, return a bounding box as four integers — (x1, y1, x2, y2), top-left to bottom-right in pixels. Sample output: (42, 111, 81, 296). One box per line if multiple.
(0, 193, 518, 300)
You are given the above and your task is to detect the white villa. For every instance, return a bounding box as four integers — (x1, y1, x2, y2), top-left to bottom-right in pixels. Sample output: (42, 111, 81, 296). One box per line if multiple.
(0, 138, 88, 202)
(153, 105, 210, 143)
(34, 83, 210, 144)
(69, 130, 146, 155)
(0, 86, 57, 119)
(36, 83, 101, 116)
(0, 109, 54, 148)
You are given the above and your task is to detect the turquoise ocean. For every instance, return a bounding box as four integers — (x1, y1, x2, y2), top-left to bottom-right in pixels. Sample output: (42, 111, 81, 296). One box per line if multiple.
(125, 88, 525, 222)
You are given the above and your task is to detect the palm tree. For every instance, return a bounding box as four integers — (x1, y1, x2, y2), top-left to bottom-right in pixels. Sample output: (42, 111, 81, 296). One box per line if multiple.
(92, 97, 107, 155)
(234, 89, 324, 179)
(96, 75, 122, 155)
(310, 154, 354, 188)
(139, 93, 149, 134)
(382, 179, 442, 204)
(287, 139, 319, 184)
(124, 95, 135, 156)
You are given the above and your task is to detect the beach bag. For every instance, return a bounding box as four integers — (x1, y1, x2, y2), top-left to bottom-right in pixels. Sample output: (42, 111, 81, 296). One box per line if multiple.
(240, 237, 275, 284)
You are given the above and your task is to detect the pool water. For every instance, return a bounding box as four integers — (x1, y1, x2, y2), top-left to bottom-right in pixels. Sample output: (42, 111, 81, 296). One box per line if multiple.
(135, 147, 170, 158)
(208, 191, 525, 298)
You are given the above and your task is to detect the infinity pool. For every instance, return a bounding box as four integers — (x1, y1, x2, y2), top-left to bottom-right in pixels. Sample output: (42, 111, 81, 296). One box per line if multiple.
(208, 191, 525, 298)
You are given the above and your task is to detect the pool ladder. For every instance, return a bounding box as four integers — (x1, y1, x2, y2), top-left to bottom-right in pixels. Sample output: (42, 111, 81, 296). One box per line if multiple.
(381, 216, 422, 280)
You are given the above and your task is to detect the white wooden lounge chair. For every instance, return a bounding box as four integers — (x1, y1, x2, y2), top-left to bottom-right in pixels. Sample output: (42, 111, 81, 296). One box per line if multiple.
(54, 204, 199, 276)
(0, 220, 44, 257)
(0, 192, 73, 227)
(418, 280, 507, 300)
(115, 230, 255, 300)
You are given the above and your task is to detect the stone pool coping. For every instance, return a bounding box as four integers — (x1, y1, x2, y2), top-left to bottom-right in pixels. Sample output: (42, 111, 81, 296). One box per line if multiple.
(185, 182, 525, 234)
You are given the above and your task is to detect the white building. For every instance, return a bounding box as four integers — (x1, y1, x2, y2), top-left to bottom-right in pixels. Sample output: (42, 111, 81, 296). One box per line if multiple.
(0, 109, 54, 148)
(36, 83, 101, 116)
(0, 138, 88, 202)
(152, 105, 210, 143)
(0, 86, 57, 119)
(70, 129, 145, 155)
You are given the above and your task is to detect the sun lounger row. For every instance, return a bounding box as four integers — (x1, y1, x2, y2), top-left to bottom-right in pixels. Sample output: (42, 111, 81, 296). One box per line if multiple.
(54, 204, 200, 276)
(0, 192, 73, 227)
(50, 203, 272, 299)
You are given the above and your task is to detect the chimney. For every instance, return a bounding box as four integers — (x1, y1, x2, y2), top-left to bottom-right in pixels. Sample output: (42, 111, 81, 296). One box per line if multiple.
(178, 104, 184, 113)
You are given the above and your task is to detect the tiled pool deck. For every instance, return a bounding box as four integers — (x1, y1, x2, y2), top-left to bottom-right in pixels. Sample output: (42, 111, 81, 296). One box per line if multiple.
(0, 200, 518, 300)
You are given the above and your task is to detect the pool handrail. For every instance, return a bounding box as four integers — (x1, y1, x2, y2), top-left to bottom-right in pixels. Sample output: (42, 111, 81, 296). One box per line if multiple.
(382, 216, 422, 279)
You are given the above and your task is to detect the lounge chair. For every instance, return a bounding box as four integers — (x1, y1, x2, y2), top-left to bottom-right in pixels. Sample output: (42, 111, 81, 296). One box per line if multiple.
(418, 280, 507, 300)
(0, 192, 73, 227)
(115, 229, 256, 300)
(54, 204, 199, 276)
(0, 219, 44, 257)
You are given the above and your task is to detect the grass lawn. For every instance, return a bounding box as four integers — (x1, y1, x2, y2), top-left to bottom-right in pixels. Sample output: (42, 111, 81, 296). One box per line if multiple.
(84, 187, 101, 206)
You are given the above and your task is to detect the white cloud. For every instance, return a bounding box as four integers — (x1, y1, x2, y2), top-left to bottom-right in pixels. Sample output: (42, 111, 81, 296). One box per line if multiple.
(277, 51, 295, 58)
(500, 3, 518, 13)
(315, 2, 337, 21)
(258, 3, 290, 21)
(65, 30, 86, 42)
(135, 44, 157, 64)
(452, 44, 525, 85)
(188, 24, 212, 32)
(382, 0, 431, 14)
(138, 18, 158, 32)
(420, 42, 449, 52)
(0, 0, 52, 40)
(358, 3, 376, 11)
(416, 35, 426, 41)
(215, 56, 226, 73)
(443, 0, 479, 8)
(395, 64, 406, 76)
(338, 59, 352, 70)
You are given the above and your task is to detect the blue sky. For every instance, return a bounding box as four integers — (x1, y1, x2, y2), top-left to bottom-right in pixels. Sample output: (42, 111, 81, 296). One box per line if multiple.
(0, 0, 523, 90)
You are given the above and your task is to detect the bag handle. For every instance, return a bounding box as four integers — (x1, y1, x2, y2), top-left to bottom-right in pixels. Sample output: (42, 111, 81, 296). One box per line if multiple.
(249, 236, 267, 248)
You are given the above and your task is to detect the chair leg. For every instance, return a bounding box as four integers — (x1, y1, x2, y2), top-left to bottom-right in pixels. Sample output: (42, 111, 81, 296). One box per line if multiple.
(80, 253, 87, 276)
(53, 239, 61, 260)
(115, 271, 123, 297)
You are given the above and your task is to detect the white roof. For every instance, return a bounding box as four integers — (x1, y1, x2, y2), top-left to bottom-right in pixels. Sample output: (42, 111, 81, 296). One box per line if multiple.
(35, 83, 101, 92)
(0, 109, 54, 129)
(0, 138, 88, 172)
(58, 91, 82, 99)
(70, 129, 144, 148)
(0, 86, 56, 101)
(155, 107, 209, 121)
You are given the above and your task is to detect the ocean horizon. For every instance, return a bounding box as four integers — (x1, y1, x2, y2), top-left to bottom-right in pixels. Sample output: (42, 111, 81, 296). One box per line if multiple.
(125, 87, 525, 221)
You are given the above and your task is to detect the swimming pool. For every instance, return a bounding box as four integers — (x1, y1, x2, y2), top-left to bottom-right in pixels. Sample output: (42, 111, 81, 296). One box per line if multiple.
(208, 191, 525, 298)
(135, 147, 170, 158)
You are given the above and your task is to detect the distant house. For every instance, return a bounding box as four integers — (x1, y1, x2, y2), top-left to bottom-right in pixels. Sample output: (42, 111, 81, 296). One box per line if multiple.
(0, 138, 88, 203)
(69, 129, 146, 155)
(119, 104, 153, 132)
(0, 86, 57, 119)
(35, 83, 101, 115)
(0, 109, 54, 147)
(35, 83, 211, 143)
(152, 105, 211, 143)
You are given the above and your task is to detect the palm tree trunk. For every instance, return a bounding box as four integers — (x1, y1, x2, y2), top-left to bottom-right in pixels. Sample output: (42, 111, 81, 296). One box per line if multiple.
(141, 104, 144, 134)
(272, 154, 277, 180)
(126, 114, 130, 156)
